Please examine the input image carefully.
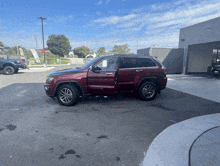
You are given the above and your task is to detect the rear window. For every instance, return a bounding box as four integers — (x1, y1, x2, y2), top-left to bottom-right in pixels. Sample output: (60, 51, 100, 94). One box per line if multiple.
(119, 57, 157, 68)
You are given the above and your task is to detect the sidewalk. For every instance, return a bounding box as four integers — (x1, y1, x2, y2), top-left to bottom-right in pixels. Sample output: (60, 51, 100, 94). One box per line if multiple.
(141, 74, 220, 166)
(20, 67, 55, 72)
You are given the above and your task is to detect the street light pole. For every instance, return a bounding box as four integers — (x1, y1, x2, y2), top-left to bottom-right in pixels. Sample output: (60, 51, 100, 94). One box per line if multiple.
(38, 17, 47, 67)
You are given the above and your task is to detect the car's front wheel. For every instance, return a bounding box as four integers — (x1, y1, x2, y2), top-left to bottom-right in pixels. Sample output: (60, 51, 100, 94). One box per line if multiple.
(4, 66, 15, 75)
(57, 84, 79, 106)
(139, 82, 157, 101)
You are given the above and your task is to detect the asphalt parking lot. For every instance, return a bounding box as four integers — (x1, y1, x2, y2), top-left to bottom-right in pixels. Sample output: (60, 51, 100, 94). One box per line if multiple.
(1, 66, 220, 166)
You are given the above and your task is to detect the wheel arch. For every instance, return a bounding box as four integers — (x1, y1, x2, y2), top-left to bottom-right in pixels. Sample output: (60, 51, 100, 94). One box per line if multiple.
(54, 81, 84, 97)
(136, 77, 161, 92)
(3, 63, 15, 69)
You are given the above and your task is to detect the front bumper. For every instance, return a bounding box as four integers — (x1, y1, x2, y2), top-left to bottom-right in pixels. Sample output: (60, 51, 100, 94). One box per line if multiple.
(210, 67, 220, 74)
(44, 83, 55, 97)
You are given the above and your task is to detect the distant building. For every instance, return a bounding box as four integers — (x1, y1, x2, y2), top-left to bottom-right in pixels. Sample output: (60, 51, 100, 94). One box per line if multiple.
(179, 16, 220, 74)
(137, 46, 184, 74)
(105, 51, 117, 55)
(68, 50, 74, 57)
(86, 51, 97, 58)
(137, 16, 220, 74)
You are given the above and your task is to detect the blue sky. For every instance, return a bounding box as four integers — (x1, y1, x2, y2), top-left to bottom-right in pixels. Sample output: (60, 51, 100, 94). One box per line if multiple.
(1, 0, 220, 53)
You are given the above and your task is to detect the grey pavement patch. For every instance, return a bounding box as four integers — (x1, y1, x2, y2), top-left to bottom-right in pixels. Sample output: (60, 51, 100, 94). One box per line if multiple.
(167, 74, 220, 103)
(2, 75, 220, 166)
(5, 124, 16, 131)
(150, 103, 175, 111)
(76, 155, 81, 158)
(58, 154, 65, 160)
(19, 67, 55, 72)
(142, 113, 220, 166)
(65, 150, 76, 155)
(189, 126, 220, 166)
(116, 157, 120, 161)
(98, 135, 108, 139)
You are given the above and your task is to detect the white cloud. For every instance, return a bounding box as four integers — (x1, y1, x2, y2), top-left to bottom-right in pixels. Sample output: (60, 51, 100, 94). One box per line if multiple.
(94, 14, 137, 25)
(106, 0, 110, 4)
(96, 1, 103, 5)
(89, 0, 220, 52)
(96, 11, 101, 15)
(48, 15, 74, 23)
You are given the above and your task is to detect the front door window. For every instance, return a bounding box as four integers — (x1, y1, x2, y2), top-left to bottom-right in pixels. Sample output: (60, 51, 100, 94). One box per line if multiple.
(95, 57, 118, 71)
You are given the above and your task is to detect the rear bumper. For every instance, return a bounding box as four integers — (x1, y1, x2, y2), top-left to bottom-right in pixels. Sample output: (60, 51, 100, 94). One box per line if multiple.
(15, 64, 26, 69)
(159, 76, 167, 90)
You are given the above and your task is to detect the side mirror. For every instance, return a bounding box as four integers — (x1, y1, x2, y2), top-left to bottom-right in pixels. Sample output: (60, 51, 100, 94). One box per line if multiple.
(91, 65, 101, 72)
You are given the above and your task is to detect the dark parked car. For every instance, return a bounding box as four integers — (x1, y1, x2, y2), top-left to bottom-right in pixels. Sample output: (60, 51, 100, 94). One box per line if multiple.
(44, 54, 167, 106)
(0, 58, 27, 75)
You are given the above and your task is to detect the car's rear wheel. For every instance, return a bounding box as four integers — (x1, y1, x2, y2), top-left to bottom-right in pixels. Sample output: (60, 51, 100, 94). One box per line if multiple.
(139, 82, 157, 101)
(4, 66, 15, 75)
(57, 84, 79, 106)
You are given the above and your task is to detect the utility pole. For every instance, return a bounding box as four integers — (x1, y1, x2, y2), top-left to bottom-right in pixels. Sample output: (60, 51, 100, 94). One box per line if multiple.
(37, 17, 47, 67)
(17, 45, 19, 56)
(35, 35, 38, 49)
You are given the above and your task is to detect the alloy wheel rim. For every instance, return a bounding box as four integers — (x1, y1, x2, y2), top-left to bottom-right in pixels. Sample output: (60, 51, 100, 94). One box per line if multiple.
(59, 88, 73, 103)
(142, 85, 155, 98)
(6, 68, 12, 73)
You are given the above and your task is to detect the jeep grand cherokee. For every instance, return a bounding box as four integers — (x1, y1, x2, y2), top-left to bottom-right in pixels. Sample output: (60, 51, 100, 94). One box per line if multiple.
(44, 54, 167, 106)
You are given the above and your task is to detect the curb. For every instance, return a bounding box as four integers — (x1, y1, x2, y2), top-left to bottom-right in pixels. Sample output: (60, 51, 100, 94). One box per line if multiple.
(141, 113, 220, 166)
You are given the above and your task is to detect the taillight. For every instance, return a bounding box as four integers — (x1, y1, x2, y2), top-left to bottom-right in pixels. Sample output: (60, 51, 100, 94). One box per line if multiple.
(161, 65, 167, 74)
(21, 61, 23, 64)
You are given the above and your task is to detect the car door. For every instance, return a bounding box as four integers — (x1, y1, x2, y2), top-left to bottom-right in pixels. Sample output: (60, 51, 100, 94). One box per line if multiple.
(136, 57, 160, 78)
(87, 56, 119, 95)
(117, 57, 159, 92)
(117, 57, 140, 92)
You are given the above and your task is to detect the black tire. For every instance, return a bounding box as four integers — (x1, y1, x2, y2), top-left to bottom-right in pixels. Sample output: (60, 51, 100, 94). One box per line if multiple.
(14, 69, 19, 73)
(4, 66, 15, 75)
(139, 82, 157, 101)
(207, 66, 213, 75)
(57, 84, 79, 106)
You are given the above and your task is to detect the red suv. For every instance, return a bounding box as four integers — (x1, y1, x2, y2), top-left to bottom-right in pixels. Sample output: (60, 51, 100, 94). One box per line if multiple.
(44, 54, 167, 106)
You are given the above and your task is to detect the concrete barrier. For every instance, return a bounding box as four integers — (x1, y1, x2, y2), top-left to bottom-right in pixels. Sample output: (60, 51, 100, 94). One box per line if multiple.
(70, 58, 93, 65)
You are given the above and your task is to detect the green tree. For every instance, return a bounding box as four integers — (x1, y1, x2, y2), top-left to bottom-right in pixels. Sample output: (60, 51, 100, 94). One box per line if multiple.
(0, 41, 5, 54)
(97, 47, 106, 56)
(73, 46, 90, 58)
(4, 46, 11, 50)
(46, 34, 72, 58)
(7, 46, 28, 55)
(112, 44, 131, 54)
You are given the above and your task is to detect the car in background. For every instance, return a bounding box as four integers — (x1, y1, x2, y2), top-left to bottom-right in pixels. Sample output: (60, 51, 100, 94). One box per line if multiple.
(44, 54, 167, 106)
(0, 58, 27, 75)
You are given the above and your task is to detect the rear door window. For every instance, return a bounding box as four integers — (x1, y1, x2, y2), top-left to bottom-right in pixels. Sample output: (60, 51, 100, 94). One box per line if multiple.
(119, 57, 157, 69)
(136, 58, 157, 67)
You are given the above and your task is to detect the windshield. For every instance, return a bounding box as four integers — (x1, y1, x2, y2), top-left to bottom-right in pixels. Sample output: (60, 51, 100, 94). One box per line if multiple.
(80, 55, 108, 70)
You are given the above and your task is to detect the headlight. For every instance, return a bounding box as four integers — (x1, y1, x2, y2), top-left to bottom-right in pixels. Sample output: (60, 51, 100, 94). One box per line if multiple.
(46, 77, 54, 83)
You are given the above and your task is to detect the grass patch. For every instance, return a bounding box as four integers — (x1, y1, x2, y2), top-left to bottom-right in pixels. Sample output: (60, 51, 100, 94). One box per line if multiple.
(28, 58, 70, 65)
